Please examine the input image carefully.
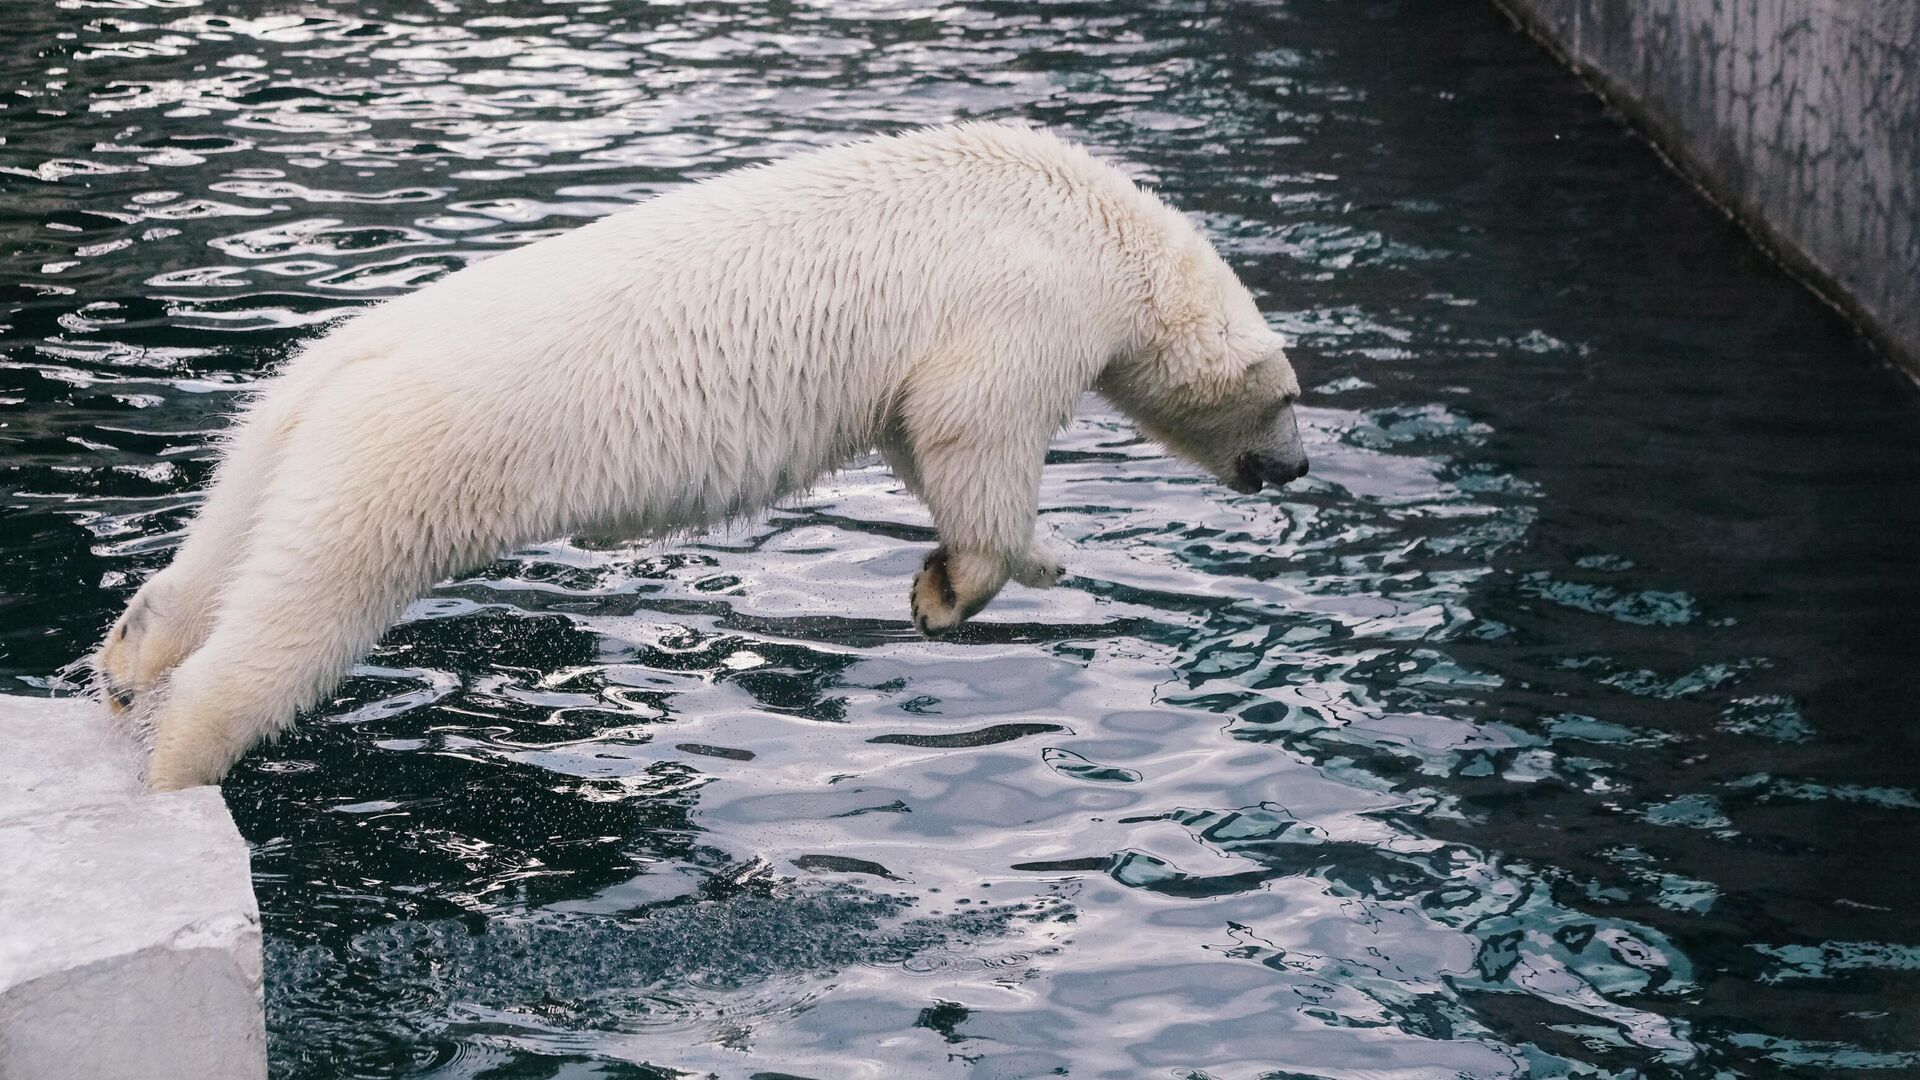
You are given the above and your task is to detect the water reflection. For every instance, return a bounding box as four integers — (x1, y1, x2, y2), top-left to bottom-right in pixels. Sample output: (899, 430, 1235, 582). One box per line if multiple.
(4, 2, 1919, 1078)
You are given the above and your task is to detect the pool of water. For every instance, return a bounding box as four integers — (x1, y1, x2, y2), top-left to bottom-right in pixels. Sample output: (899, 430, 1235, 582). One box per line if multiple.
(5, 1, 1919, 1077)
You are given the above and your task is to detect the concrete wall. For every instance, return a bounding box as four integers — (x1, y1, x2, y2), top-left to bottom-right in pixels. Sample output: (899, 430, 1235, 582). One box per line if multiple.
(1494, 0, 1920, 375)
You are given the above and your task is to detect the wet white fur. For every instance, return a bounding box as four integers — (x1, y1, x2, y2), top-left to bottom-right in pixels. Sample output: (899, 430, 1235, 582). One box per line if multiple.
(95, 122, 1302, 789)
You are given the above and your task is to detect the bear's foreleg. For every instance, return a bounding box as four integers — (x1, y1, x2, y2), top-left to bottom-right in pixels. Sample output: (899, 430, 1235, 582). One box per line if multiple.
(892, 349, 1072, 635)
(881, 415, 1064, 596)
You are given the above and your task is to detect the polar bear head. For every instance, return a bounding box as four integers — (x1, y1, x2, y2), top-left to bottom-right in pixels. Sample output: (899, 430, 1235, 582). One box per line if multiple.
(1098, 223, 1308, 493)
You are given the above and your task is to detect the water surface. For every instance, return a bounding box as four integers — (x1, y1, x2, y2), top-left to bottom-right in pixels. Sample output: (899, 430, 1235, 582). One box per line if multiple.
(4, 2, 1919, 1077)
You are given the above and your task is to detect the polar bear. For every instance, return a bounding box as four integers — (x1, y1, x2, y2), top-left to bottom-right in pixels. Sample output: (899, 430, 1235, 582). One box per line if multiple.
(93, 122, 1308, 790)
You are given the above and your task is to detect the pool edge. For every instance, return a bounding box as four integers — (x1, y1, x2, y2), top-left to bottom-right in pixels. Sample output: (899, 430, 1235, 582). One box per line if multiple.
(0, 695, 266, 1080)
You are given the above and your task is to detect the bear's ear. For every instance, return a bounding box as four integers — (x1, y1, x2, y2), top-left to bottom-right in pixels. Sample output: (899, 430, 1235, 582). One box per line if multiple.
(1145, 243, 1214, 337)
(1247, 346, 1300, 394)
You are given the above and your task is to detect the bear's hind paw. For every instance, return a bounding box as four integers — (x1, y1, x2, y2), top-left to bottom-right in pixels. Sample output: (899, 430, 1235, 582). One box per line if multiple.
(1012, 555, 1065, 590)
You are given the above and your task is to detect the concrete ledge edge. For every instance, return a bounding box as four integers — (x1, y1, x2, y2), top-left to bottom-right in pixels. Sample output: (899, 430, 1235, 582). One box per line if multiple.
(1489, 0, 1920, 387)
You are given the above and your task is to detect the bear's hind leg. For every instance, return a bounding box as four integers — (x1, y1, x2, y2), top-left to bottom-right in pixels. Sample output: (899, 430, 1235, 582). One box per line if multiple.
(141, 476, 458, 789)
(94, 388, 306, 713)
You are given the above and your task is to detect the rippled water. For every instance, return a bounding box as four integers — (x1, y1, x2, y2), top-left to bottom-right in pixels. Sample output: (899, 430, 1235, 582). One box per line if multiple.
(5, 2, 1920, 1077)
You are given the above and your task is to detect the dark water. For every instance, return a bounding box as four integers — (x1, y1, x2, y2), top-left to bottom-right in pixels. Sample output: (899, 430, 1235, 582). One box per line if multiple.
(5, 1, 1919, 1077)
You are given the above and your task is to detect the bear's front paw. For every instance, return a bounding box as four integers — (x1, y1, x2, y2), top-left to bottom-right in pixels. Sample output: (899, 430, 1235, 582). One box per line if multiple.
(910, 547, 1005, 637)
(910, 548, 966, 636)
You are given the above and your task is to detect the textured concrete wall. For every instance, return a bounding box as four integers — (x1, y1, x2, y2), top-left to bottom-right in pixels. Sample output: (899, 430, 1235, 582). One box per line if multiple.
(1494, 0, 1920, 375)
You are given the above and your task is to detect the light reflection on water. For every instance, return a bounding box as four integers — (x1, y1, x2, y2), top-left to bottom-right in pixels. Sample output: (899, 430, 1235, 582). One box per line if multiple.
(4, 2, 1919, 1078)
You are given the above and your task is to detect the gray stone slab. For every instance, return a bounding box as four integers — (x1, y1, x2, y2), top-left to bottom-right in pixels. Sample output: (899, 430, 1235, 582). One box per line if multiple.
(0, 696, 145, 823)
(0, 695, 266, 1080)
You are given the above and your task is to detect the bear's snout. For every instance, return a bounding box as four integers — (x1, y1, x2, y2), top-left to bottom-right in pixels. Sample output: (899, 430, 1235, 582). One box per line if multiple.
(1231, 449, 1310, 493)
(1226, 401, 1309, 493)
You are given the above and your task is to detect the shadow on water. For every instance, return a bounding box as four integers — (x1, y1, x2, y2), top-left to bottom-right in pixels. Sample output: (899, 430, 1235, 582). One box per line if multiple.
(3, 1, 1918, 1077)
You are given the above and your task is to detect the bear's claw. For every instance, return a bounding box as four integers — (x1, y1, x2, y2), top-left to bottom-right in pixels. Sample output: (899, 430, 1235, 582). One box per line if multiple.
(911, 548, 957, 636)
(104, 678, 135, 713)
(911, 547, 984, 636)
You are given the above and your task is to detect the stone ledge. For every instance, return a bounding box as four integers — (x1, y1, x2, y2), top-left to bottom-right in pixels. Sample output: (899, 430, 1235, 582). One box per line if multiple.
(0, 696, 266, 1080)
